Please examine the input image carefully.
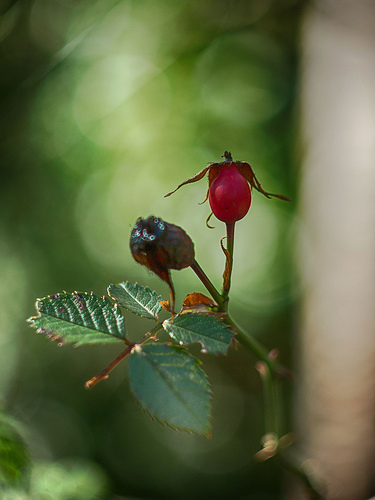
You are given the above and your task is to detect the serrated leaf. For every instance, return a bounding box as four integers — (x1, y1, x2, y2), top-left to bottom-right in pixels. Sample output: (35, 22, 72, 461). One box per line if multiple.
(128, 343, 212, 436)
(163, 313, 234, 355)
(27, 292, 127, 346)
(108, 282, 162, 320)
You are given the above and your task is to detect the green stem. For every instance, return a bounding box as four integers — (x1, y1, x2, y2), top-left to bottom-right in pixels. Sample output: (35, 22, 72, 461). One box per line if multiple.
(191, 259, 274, 369)
(228, 317, 280, 447)
(225, 314, 273, 369)
(190, 259, 224, 307)
(226, 221, 235, 259)
(189, 258, 322, 497)
(257, 361, 279, 438)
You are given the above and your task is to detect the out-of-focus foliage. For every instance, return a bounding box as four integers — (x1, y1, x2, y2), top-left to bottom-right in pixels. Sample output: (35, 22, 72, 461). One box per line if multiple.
(0, 411, 31, 491)
(2, 457, 109, 500)
(1, 0, 305, 498)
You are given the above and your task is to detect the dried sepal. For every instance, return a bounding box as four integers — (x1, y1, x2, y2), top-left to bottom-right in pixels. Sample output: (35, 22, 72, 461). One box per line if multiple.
(182, 292, 215, 308)
(181, 293, 217, 314)
(220, 237, 232, 296)
(159, 300, 172, 312)
(164, 151, 291, 204)
(164, 166, 211, 197)
(237, 163, 291, 201)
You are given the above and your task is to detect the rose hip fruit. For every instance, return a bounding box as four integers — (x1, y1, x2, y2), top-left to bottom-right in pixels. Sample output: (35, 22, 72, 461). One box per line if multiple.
(208, 164, 252, 223)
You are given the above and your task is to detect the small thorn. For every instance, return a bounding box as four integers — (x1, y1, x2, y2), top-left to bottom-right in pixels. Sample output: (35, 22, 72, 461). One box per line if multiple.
(255, 361, 267, 376)
(268, 348, 279, 361)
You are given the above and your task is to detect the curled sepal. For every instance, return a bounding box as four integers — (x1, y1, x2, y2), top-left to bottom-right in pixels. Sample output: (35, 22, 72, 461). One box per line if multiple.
(205, 212, 215, 229)
(163, 313, 234, 355)
(164, 151, 291, 209)
(27, 291, 127, 346)
(128, 343, 212, 436)
(237, 163, 291, 201)
(164, 166, 211, 197)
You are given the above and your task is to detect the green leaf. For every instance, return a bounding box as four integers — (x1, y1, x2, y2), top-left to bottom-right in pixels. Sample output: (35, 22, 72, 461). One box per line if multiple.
(163, 313, 234, 355)
(0, 412, 31, 491)
(108, 282, 162, 320)
(27, 292, 127, 346)
(128, 343, 212, 436)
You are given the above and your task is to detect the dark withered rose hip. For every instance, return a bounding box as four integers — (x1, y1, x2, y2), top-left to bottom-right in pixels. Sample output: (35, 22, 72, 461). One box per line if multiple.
(130, 216, 195, 312)
(130, 216, 195, 274)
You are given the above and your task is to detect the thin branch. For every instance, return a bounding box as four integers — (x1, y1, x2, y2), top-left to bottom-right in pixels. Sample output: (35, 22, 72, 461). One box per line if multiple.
(85, 344, 133, 389)
(85, 323, 163, 389)
(190, 259, 224, 307)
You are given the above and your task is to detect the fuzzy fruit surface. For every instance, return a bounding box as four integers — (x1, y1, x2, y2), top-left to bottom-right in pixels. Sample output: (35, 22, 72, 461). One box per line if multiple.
(209, 164, 252, 223)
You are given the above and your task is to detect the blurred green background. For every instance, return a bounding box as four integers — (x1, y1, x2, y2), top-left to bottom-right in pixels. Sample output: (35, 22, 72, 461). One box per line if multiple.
(0, 0, 304, 498)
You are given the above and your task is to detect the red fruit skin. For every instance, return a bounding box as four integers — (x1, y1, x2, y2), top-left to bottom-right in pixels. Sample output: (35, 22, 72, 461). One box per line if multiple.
(208, 164, 252, 223)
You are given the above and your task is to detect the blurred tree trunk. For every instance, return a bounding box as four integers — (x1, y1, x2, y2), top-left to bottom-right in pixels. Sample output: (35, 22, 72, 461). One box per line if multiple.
(292, 1, 375, 499)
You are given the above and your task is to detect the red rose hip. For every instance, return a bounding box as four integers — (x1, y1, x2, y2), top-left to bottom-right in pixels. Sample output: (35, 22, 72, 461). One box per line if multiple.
(208, 164, 252, 223)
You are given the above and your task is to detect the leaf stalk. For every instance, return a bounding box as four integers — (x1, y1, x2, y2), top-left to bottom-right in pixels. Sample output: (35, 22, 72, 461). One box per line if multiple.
(85, 323, 163, 389)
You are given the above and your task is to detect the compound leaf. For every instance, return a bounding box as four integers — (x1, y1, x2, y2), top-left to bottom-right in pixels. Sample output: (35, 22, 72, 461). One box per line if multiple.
(108, 282, 162, 320)
(163, 313, 234, 355)
(27, 292, 127, 346)
(128, 343, 212, 436)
